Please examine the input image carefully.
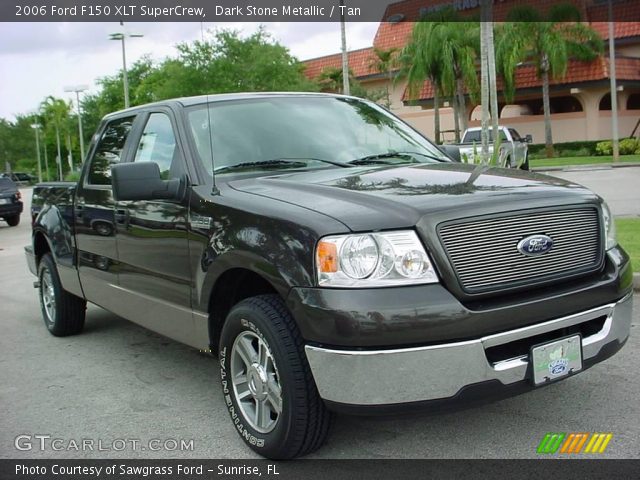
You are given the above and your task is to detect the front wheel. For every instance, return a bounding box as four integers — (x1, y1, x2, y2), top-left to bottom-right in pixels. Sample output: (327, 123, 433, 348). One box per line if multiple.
(219, 295, 331, 459)
(38, 253, 86, 336)
(520, 155, 530, 171)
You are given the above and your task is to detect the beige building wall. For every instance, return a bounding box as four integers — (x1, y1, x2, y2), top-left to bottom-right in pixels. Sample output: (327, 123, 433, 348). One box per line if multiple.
(363, 78, 640, 144)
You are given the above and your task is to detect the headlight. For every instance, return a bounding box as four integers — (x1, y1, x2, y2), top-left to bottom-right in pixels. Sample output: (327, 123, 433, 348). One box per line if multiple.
(316, 230, 439, 287)
(601, 201, 617, 251)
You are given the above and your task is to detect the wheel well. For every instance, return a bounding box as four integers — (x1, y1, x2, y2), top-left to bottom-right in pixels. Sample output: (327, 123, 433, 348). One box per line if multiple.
(33, 232, 51, 265)
(208, 268, 279, 354)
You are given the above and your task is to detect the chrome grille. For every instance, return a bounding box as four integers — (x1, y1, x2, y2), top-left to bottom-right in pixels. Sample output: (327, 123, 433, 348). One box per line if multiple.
(438, 208, 602, 293)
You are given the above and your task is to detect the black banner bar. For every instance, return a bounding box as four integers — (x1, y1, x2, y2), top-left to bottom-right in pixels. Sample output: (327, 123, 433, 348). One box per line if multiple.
(1, 460, 640, 480)
(2, 0, 640, 22)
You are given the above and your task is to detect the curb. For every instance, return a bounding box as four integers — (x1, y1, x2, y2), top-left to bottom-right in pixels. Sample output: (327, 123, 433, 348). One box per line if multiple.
(634, 273, 640, 292)
(533, 162, 640, 173)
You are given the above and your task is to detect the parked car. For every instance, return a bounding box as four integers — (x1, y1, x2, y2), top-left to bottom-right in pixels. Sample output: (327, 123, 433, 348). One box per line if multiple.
(25, 93, 632, 459)
(454, 126, 532, 169)
(2, 172, 35, 186)
(0, 176, 23, 226)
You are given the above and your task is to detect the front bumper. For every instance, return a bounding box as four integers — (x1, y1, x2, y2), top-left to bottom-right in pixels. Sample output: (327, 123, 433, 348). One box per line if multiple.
(305, 292, 633, 409)
(0, 201, 23, 217)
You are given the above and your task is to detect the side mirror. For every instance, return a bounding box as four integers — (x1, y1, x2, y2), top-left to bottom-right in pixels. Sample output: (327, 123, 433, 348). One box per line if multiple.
(438, 145, 461, 162)
(111, 162, 184, 202)
(525, 134, 533, 144)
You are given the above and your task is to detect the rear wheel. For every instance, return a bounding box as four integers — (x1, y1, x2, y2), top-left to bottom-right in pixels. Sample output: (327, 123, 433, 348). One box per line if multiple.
(219, 294, 331, 459)
(38, 253, 86, 336)
(5, 215, 20, 227)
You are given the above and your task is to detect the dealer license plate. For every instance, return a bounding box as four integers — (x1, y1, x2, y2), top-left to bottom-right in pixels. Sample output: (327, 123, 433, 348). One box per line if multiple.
(531, 335, 582, 385)
(0, 198, 11, 204)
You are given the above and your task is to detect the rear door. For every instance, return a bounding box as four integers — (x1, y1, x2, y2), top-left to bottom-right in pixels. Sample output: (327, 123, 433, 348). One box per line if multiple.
(75, 114, 137, 311)
(112, 109, 195, 344)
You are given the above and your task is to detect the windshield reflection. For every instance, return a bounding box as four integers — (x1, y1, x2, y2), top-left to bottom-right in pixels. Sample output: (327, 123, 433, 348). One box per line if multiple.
(185, 96, 449, 176)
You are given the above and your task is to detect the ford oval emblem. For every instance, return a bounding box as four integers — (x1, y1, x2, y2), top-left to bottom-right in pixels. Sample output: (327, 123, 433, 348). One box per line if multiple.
(517, 234, 553, 256)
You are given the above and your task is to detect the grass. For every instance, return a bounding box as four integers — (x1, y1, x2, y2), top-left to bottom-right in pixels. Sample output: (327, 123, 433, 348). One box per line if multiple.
(531, 155, 640, 168)
(616, 218, 640, 273)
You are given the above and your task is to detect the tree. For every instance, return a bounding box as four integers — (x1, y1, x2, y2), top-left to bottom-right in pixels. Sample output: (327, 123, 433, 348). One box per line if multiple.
(369, 47, 398, 109)
(138, 28, 316, 102)
(316, 66, 385, 102)
(40, 96, 72, 180)
(398, 22, 446, 144)
(0, 115, 41, 174)
(82, 56, 156, 141)
(496, 3, 603, 157)
(399, 9, 479, 143)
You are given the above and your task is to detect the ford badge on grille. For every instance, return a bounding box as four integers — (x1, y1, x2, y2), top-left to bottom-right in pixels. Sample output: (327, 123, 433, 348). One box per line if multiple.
(517, 234, 554, 256)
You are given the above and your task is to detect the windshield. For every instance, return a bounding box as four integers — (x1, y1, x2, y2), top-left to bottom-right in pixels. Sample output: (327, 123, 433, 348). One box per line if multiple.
(186, 96, 448, 176)
(463, 129, 508, 143)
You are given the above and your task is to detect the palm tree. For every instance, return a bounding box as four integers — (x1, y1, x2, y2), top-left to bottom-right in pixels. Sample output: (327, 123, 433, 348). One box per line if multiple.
(496, 3, 603, 157)
(399, 8, 479, 143)
(40, 96, 71, 180)
(398, 23, 445, 144)
(369, 47, 398, 109)
(318, 67, 346, 93)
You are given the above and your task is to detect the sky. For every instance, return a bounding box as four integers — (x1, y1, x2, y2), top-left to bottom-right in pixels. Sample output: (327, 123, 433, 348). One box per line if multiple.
(0, 21, 379, 121)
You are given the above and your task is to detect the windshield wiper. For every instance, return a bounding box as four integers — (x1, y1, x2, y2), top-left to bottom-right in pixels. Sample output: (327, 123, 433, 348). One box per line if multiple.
(347, 151, 447, 165)
(214, 157, 349, 174)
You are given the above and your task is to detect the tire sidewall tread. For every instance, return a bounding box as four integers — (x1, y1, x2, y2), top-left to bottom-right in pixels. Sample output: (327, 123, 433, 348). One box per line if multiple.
(219, 294, 330, 459)
(38, 253, 86, 337)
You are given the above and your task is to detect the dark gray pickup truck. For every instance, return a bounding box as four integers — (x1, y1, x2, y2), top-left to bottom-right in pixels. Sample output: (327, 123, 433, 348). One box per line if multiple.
(26, 93, 633, 459)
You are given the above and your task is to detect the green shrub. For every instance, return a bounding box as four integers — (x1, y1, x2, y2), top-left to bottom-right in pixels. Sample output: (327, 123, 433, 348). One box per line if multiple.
(596, 141, 613, 156)
(558, 147, 591, 158)
(529, 140, 600, 157)
(619, 138, 639, 155)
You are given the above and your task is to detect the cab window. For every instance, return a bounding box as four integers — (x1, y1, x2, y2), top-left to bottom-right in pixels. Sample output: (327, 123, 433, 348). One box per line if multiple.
(134, 113, 180, 180)
(87, 116, 135, 185)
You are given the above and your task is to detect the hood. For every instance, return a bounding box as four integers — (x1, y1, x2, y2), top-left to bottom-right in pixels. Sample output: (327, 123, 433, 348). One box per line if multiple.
(228, 163, 598, 231)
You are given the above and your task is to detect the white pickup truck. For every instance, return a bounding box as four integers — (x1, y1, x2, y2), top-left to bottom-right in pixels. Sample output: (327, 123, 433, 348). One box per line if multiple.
(455, 126, 532, 170)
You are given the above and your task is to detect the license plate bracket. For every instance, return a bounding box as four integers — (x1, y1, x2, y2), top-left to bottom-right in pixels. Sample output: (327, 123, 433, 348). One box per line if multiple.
(530, 334, 582, 386)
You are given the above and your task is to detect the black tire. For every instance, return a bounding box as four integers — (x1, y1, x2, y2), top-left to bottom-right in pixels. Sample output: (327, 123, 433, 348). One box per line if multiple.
(5, 215, 20, 227)
(504, 155, 512, 168)
(520, 155, 530, 171)
(38, 253, 86, 336)
(219, 294, 331, 459)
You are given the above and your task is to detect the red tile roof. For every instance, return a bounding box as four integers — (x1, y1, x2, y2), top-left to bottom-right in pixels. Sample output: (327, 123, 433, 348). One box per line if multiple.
(302, 0, 640, 85)
(303, 47, 378, 80)
(402, 57, 640, 102)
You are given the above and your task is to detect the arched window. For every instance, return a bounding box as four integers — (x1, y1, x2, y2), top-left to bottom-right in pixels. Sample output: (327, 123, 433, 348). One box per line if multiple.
(627, 93, 640, 110)
(599, 93, 612, 110)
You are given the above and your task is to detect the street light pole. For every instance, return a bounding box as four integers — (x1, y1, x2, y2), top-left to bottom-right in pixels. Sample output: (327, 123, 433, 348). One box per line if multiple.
(31, 123, 43, 183)
(339, 0, 350, 95)
(109, 23, 143, 109)
(64, 85, 88, 163)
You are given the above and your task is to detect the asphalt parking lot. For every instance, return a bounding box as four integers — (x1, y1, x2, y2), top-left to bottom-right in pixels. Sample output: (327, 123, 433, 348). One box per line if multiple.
(1, 168, 639, 460)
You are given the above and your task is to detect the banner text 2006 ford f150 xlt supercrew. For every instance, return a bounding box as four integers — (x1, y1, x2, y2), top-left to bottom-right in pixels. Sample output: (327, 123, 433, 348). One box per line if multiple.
(25, 93, 633, 459)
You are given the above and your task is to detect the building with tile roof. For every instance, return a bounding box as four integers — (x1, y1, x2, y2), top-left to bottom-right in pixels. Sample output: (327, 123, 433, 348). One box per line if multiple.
(303, 0, 640, 144)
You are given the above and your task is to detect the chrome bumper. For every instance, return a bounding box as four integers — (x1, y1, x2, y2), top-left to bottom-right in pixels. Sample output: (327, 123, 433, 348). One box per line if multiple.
(305, 293, 633, 406)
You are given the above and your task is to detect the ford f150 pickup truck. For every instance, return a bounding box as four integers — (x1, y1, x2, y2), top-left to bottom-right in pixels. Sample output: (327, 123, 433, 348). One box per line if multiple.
(25, 93, 633, 459)
(454, 126, 532, 169)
